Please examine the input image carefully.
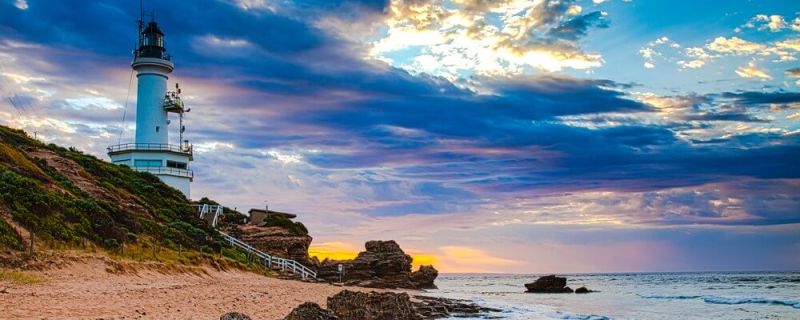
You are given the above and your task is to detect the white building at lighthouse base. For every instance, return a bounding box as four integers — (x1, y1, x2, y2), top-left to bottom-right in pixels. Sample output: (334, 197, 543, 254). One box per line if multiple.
(108, 143, 193, 196)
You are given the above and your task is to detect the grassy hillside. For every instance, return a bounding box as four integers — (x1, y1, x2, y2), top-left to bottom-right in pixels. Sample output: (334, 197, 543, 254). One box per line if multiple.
(0, 125, 231, 262)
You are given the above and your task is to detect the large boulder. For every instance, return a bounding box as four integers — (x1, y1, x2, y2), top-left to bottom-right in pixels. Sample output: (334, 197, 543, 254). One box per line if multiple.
(410, 265, 438, 289)
(524, 275, 573, 293)
(316, 240, 438, 289)
(284, 302, 338, 320)
(363, 241, 413, 277)
(327, 290, 421, 320)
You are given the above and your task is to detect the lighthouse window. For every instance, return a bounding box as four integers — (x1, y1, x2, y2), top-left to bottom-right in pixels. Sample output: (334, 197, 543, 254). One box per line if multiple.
(134, 159, 162, 167)
(166, 160, 187, 170)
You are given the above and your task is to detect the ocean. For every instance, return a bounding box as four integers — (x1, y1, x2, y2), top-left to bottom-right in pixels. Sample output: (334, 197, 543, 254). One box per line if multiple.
(420, 272, 800, 319)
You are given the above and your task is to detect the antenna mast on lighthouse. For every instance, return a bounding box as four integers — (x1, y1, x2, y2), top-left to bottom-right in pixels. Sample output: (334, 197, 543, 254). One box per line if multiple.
(138, 0, 144, 43)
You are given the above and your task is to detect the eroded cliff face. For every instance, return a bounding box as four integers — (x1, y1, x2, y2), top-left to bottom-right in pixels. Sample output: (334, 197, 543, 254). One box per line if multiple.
(229, 225, 313, 265)
(315, 240, 438, 289)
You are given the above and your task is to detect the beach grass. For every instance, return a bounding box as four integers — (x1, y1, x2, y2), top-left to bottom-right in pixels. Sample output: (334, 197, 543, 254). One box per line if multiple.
(0, 270, 44, 285)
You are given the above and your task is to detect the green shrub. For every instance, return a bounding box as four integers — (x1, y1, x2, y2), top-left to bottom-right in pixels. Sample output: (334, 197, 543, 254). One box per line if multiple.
(103, 238, 120, 249)
(0, 125, 233, 257)
(263, 214, 308, 236)
(221, 247, 249, 264)
(0, 218, 22, 250)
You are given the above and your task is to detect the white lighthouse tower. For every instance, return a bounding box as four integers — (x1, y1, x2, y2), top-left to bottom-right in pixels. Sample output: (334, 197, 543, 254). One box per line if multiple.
(108, 17, 193, 197)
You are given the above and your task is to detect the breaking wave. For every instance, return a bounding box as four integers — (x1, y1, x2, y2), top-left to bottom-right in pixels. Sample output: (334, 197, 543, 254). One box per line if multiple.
(640, 294, 800, 309)
(638, 294, 702, 300)
(559, 315, 611, 320)
(703, 296, 800, 309)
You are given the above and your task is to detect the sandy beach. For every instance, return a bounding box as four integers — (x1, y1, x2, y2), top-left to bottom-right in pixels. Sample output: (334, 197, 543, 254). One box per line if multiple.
(0, 254, 389, 320)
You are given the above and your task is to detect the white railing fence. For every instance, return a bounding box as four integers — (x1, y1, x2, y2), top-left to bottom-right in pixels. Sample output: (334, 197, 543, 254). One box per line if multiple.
(191, 204, 316, 279)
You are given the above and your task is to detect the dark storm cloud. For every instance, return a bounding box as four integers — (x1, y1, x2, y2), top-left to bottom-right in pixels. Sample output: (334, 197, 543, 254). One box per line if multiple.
(719, 91, 800, 108)
(681, 112, 766, 122)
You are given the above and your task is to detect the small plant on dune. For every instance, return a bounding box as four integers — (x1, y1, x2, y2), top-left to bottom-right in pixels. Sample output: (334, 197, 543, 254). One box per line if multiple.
(0, 270, 45, 285)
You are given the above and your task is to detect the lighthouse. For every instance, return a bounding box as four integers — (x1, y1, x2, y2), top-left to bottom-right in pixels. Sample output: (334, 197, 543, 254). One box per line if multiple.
(108, 17, 193, 197)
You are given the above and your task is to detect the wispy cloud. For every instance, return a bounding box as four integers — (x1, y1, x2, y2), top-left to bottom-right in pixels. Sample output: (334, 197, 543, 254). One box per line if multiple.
(735, 61, 772, 80)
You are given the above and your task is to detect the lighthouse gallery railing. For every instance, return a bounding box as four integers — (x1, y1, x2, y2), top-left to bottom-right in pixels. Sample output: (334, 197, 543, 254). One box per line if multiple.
(107, 142, 192, 154)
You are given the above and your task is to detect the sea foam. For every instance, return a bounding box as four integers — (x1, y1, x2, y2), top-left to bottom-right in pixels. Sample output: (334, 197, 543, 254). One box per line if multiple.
(703, 296, 800, 309)
(640, 294, 800, 309)
(638, 294, 703, 300)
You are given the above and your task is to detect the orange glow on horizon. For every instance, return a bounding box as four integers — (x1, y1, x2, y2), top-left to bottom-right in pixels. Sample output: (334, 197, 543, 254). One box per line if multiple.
(309, 242, 438, 270)
(308, 242, 360, 262)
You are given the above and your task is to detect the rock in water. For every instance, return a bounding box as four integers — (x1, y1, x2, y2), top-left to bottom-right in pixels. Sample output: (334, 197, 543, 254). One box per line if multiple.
(284, 302, 339, 320)
(317, 240, 439, 289)
(220, 312, 252, 320)
(412, 295, 502, 319)
(575, 286, 593, 294)
(327, 290, 421, 320)
(524, 275, 574, 293)
(410, 265, 438, 289)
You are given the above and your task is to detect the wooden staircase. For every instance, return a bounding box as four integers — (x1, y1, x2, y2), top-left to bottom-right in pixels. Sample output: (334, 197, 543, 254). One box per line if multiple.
(193, 204, 317, 279)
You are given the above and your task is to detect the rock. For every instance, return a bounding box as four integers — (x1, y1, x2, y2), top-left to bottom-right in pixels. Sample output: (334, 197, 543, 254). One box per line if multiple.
(220, 312, 252, 320)
(353, 279, 391, 289)
(412, 295, 502, 319)
(317, 240, 438, 289)
(575, 286, 592, 294)
(524, 275, 574, 293)
(327, 290, 421, 320)
(232, 224, 313, 265)
(410, 265, 438, 289)
(284, 302, 338, 320)
(282, 293, 509, 320)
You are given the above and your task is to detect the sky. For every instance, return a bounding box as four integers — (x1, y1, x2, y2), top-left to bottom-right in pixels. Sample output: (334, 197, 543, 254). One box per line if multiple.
(0, 0, 799, 273)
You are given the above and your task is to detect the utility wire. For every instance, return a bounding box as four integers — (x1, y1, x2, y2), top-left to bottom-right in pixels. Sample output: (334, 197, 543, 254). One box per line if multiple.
(0, 62, 26, 118)
(117, 65, 135, 145)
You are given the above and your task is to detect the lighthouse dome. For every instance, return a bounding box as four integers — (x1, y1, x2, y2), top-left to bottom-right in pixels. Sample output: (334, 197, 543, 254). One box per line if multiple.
(137, 21, 168, 59)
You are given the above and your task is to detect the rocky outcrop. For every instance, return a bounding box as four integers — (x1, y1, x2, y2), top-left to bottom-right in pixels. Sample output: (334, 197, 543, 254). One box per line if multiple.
(412, 295, 502, 319)
(283, 292, 504, 320)
(220, 312, 252, 320)
(575, 286, 593, 294)
(231, 224, 312, 265)
(410, 265, 438, 289)
(327, 290, 421, 320)
(525, 275, 573, 293)
(316, 240, 438, 289)
(283, 302, 338, 320)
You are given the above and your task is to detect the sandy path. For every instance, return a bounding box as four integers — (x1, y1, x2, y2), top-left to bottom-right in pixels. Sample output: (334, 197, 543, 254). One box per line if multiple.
(0, 256, 388, 320)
